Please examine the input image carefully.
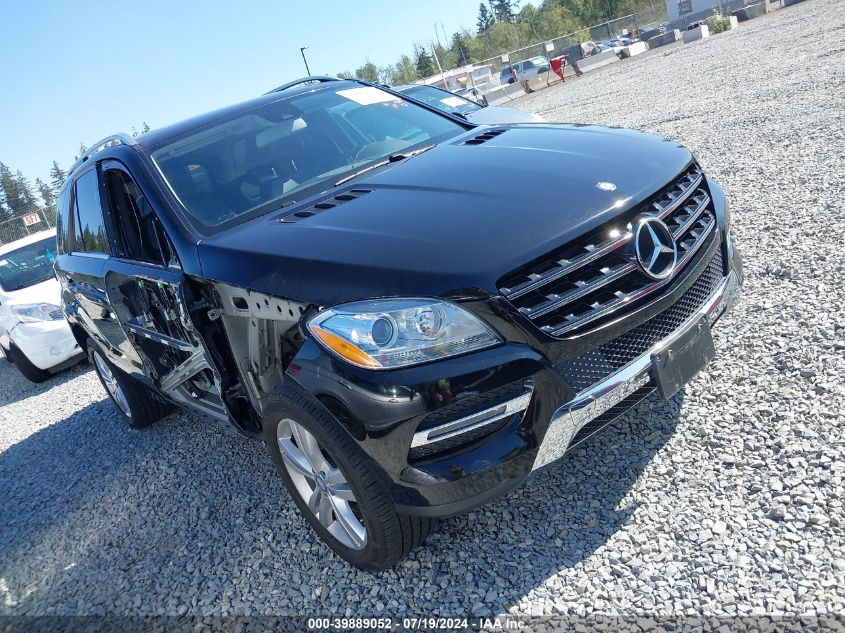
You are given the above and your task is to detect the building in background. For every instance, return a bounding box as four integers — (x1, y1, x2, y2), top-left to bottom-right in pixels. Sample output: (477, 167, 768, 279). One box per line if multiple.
(667, 0, 746, 24)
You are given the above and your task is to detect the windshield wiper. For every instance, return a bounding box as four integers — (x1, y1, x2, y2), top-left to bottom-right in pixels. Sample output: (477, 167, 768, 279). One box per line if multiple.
(335, 145, 435, 186)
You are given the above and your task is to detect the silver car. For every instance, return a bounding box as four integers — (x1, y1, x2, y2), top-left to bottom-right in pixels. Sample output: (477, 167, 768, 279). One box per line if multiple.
(394, 83, 545, 125)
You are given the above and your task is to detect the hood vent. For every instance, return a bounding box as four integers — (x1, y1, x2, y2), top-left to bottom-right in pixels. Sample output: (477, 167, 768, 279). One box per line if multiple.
(277, 188, 373, 224)
(462, 128, 508, 145)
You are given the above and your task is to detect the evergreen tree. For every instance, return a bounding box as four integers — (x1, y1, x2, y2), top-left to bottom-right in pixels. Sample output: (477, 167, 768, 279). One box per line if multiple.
(0, 162, 25, 214)
(49, 161, 67, 194)
(36, 178, 55, 210)
(74, 142, 88, 161)
(491, 0, 518, 23)
(452, 32, 471, 66)
(14, 171, 38, 212)
(414, 47, 435, 78)
(477, 3, 494, 31)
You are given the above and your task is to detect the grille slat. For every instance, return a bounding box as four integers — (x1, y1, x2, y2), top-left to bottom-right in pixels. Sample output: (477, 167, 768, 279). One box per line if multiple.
(499, 164, 717, 338)
(520, 262, 637, 319)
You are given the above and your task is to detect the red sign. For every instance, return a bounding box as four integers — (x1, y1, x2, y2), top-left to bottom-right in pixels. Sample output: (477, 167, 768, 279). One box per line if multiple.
(22, 213, 41, 227)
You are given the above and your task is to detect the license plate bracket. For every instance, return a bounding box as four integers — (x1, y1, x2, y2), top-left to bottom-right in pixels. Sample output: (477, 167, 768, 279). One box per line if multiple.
(650, 316, 716, 400)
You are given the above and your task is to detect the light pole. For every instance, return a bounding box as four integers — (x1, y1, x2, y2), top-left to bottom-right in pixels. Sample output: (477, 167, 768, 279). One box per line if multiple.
(300, 47, 311, 76)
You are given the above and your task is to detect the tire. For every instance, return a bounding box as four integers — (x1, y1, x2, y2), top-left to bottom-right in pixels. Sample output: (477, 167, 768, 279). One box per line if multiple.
(265, 382, 434, 570)
(88, 340, 170, 429)
(7, 344, 52, 383)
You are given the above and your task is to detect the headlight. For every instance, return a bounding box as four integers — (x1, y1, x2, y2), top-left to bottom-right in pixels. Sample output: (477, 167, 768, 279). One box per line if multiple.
(11, 303, 62, 323)
(307, 299, 501, 369)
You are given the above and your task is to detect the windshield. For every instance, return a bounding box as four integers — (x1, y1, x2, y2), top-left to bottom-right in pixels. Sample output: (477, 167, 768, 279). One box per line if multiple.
(0, 237, 57, 292)
(398, 85, 483, 116)
(150, 86, 465, 233)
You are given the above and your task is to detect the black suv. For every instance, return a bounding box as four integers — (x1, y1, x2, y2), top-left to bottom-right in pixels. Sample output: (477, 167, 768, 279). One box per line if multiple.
(55, 77, 742, 570)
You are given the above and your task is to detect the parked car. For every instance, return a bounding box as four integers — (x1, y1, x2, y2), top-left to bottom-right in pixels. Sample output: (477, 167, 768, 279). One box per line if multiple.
(638, 26, 667, 42)
(499, 56, 550, 84)
(0, 229, 85, 381)
(394, 83, 545, 124)
(56, 77, 742, 570)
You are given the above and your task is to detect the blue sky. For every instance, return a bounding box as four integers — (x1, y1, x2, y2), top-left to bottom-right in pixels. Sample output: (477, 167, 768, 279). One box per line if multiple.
(0, 0, 480, 184)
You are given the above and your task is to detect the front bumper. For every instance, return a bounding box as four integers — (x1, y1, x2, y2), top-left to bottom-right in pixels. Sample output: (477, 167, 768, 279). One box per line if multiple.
(9, 319, 85, 371)
(534, 268, 741, 471)
(289, 242, 743, 518)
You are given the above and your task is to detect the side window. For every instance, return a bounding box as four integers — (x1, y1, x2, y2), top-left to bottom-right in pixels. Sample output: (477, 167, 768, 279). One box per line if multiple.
(73, 170, 109, 254)
(102, 167, 175, 267)
(55, 186, 73, 254)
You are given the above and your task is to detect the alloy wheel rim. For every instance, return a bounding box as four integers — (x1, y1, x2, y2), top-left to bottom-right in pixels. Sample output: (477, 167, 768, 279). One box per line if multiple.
(276, 417, 367, 550)
(93, 351, 131, 417)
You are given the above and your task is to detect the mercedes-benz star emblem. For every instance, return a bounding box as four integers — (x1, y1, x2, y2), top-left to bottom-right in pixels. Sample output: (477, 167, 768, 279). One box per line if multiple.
(634, 217, 678, 280)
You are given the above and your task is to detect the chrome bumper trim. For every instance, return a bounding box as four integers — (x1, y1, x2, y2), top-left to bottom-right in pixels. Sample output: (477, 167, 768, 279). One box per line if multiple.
(411, 390, 533, 449)
(533, 270, 740, 471)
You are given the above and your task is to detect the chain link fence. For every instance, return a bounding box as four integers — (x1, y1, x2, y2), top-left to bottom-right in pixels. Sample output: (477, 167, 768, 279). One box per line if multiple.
(472, 8, 668, 79)
(0, 209, 55, 246)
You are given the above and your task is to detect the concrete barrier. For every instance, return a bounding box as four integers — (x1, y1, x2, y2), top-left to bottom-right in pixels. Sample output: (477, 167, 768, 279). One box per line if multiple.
(482, 82, 526, 106)
(620, 41, 649, 58)
(646, 29, 682, 49)
(683, 24, 710, 43)
(733, 2, 768, 20)
(572, 49, 621, 74)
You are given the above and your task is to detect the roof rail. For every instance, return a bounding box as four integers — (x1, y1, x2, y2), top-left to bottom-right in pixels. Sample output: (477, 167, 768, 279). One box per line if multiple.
(264, 76, 341, 95)
(68, 133, 138, 176)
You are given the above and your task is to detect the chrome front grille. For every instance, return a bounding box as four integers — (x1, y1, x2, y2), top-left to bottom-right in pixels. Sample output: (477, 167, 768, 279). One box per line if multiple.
(498, 163, 716, 337)
(555, 250, 724, 392)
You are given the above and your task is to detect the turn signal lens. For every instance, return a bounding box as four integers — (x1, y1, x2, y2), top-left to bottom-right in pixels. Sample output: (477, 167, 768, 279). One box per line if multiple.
(310, 325, 382, 369)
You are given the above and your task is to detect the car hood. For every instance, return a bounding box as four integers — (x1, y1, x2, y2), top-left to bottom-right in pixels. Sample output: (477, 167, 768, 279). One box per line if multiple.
(466, 107, 546, 125)
(1, 276, 60, 306)
(198, 124, 693, 306)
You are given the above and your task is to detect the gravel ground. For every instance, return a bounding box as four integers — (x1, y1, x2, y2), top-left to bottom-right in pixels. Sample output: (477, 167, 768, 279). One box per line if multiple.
(1, 0, 844, 623)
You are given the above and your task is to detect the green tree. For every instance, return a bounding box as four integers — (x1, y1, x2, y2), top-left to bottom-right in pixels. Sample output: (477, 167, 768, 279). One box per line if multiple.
(414, 47, 435, 78)
(336, 70, 353, 79)
(14, 171, 38, 212)
(0, 163, 26, 214)
(354, 60, 380, 83)
(49, 161, 67, 195)
(451, 32, 472, 66)
(36, 178, 54, 209)
(491, 0, 518, 23)
(477, 3, 494, 31)
(392, 54, 418, 84)
(74, 142, 88, 161)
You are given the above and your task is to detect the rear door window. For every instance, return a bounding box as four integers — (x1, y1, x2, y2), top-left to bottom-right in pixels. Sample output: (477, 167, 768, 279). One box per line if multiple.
(55, 186, 73, 254)
(73, 169, 109, 254)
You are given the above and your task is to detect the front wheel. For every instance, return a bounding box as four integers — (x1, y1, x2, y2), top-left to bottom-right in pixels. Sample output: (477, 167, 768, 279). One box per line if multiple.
(89, 341, 170, 429)
(265, 383, 434, 570)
